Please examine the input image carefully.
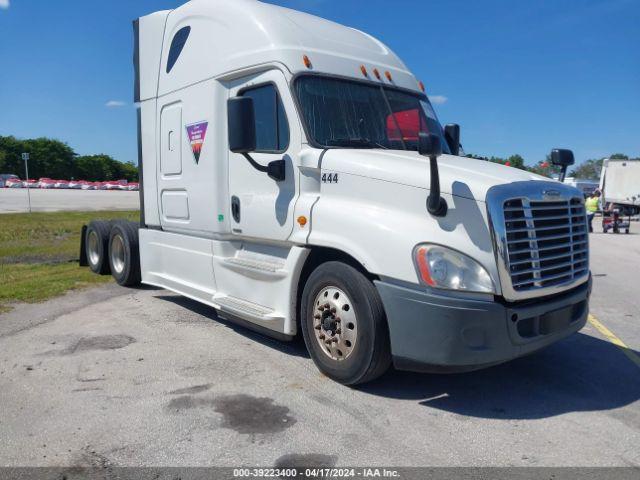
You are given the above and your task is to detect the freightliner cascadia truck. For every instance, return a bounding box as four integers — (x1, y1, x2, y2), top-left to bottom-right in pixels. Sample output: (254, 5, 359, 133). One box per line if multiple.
(80, 0, 591, 385)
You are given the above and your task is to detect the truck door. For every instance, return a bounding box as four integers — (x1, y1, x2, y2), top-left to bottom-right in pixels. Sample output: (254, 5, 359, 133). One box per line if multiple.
(227, 70, 299, 241)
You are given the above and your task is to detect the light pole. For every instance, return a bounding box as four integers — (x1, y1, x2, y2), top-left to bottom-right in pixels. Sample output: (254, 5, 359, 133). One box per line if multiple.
(21, 152, 32, 213)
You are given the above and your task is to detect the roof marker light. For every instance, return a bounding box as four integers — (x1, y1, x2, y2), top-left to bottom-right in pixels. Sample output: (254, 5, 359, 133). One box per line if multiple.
(419, 81, 425, 92)
(360, 65, 368, 77)
(303, 55, 312, 69)
(373, 68, 381, 80)
(385, 71, 393, 82)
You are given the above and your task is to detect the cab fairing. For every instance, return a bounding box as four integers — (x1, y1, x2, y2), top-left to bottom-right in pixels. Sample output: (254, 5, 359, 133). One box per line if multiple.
(147, 0, 422, 98)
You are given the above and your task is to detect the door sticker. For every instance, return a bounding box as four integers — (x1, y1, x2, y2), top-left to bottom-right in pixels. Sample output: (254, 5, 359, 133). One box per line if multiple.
(185, 121, 209, 164)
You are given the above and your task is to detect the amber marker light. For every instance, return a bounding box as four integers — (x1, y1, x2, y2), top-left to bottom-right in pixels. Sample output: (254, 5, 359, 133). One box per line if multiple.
(419, 81, 425, 92)
(415, 246, 436, 286)
(303, 55, 312, 69)
(385, 70, 393, 82)
(297, 216, 308, 227)
(373, 68, 381, 80)
(360, 65, 368, 77)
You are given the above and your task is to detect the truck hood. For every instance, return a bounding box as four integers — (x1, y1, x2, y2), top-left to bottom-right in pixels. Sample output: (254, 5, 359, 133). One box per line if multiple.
(321, 149, 551, 202)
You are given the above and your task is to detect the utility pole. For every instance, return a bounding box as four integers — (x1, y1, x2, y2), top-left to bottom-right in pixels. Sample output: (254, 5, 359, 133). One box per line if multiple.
(21, 153, 32, 213)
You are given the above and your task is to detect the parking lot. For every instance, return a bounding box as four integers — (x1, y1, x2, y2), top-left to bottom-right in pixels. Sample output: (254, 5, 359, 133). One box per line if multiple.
(0, 189, 139, 214)
(0, 230, 638, 469)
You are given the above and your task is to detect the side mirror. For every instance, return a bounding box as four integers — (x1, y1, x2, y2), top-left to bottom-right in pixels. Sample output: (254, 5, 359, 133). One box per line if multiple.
(227, 97, 256, 153)
(551, 149, 575, 167)
(418, 132, 442, 158)
(444, 124, 460, 156)
(551, 149, 574, 183)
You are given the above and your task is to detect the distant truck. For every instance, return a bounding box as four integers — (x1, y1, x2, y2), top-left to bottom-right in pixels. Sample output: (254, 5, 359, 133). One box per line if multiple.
(80, 0, 591, 385)
(563, 177, 599, 197)
(599, 158, 640, 213)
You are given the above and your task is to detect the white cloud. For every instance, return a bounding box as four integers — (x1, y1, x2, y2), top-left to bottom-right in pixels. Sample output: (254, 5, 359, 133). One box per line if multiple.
(105, 100, 127, 108)
(429, 95, 448, 105)
(0, 0, 10, 10)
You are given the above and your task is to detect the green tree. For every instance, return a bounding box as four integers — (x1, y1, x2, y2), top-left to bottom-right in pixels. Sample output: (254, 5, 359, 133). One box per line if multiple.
(505, 154, 526, 170)
(0, 136, 138, 182)
(528, 155, 561, 178)
(569, 158, 603, 180)
(0, 136, 76, 179)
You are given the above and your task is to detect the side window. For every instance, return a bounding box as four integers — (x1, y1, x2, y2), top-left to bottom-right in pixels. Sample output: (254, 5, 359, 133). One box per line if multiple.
(166, 26, 191, 74)
(240, 84, 289, 152)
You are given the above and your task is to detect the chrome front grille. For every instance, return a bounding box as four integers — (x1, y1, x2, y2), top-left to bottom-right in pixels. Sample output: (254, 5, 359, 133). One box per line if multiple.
(486, 181, 590, 301)
(503, 198, 588, 291)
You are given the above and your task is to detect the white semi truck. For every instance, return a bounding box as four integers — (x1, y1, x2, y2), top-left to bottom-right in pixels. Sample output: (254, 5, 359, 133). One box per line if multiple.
(80, 0, 591, 385)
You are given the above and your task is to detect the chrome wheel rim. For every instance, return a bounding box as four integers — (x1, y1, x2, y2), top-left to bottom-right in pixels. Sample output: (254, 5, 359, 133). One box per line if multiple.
(87, 231, 100, 266)
(312, 286, 357, 361)
(110, 233, 125, 274)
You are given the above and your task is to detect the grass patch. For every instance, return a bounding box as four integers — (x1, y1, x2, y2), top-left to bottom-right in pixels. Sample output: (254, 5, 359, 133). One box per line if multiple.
(0, 210, 139, 312)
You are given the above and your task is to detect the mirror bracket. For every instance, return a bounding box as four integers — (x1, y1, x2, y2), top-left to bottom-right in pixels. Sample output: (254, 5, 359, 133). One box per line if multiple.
(242, 153, 285, 182)
(418, 133, 448, 217)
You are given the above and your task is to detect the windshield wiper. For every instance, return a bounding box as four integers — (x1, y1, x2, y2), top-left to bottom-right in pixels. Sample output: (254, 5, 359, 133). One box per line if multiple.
(325, 138, 388, 149)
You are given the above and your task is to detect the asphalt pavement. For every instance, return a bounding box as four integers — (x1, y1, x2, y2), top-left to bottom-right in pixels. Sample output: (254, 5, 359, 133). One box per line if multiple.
(0, 231, 638, 468)
(0, 189, 139, 213)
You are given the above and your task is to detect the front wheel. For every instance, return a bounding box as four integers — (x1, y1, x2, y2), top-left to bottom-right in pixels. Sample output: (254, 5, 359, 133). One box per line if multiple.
(300, 261, 391, 385)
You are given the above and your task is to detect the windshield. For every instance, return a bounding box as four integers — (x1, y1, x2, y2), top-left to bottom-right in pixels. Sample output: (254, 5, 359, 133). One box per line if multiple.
(294, 75, 450, 153)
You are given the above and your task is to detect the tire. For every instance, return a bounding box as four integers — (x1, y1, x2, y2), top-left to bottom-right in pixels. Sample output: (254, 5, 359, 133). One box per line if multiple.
(85, 220, 112, 275)
(108, 221, 141, 287)
(300, 261, 391, 385)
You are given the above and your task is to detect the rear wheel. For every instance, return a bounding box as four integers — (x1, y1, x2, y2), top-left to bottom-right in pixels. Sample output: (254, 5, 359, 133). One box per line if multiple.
(108, 222, 141, 287)
(85, 220, 111, 275)
(301, 261, 391, 385)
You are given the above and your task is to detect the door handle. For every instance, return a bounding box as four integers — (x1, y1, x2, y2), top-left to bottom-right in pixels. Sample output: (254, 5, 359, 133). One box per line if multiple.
(231, 196, 241, 223)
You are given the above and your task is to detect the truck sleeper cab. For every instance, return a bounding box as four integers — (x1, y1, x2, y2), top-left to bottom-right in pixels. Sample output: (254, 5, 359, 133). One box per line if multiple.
(82, 0, 590, 385)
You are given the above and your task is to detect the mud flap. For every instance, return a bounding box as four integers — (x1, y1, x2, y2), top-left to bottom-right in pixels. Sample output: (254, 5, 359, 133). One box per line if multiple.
(79, 225, 88, 266)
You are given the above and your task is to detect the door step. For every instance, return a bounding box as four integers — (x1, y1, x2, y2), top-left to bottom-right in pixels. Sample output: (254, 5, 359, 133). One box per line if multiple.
(212, 294, 283, 322)
(221, 255, 287, 278)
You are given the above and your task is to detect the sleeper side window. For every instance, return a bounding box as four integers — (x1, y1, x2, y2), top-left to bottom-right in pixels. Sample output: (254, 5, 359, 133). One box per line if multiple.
(166, 26, 191, 74)
(240, 84, 289, 153)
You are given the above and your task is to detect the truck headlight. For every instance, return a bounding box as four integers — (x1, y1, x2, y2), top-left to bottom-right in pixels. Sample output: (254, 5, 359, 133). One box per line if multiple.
(413, 244, 495, 293)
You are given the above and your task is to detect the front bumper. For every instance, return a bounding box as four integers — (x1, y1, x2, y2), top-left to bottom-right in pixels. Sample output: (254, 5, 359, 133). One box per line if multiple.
(375, 278, 590, 372)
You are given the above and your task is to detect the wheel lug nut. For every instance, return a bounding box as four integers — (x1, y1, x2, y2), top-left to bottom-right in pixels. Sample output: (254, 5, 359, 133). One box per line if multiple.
(330, 307, 336, 313)
(324, 303, 330, 309)
(314, 325, 321, 330)
(336, 329, 341, 334)
(319, 334, 325, 340)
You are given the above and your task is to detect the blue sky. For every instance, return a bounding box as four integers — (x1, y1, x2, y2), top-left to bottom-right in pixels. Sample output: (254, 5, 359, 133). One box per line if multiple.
(1, 0, 638, 167)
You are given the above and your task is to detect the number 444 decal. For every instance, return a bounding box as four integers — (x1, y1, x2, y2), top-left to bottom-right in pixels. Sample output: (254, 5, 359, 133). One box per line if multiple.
(321, 173, 339, 183)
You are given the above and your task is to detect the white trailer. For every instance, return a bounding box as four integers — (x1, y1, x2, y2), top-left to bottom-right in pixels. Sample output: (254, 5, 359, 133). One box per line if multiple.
(80, 0, 591, 385)
(599, 158, 640, 210)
